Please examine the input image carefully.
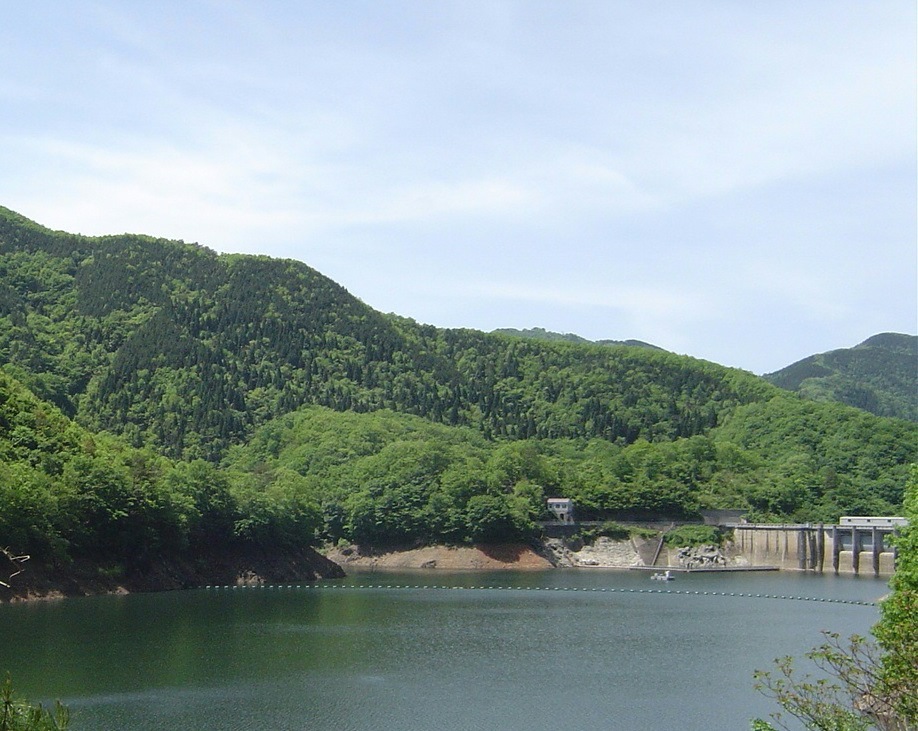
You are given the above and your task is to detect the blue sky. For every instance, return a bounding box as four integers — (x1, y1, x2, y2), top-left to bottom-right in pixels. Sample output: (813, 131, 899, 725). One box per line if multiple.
(1, 1, 915, 374)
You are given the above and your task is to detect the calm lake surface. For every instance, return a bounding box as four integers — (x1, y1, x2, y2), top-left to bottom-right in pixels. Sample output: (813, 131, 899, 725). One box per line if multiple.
(1, 569, 886, 731)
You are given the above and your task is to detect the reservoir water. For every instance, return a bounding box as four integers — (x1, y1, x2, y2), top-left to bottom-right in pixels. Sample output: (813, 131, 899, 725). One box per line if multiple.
(1, 569, 885, 730)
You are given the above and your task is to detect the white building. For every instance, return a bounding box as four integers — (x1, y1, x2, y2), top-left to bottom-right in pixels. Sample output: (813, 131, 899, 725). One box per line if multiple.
(547, 498, 575, 523)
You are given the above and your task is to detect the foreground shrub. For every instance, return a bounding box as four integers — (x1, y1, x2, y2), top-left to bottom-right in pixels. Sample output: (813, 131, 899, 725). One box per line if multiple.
(0, 676, 69, 731)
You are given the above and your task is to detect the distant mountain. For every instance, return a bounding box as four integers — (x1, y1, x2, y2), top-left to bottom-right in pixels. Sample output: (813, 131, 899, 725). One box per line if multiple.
(492, 327, 662, 351)
(764, 333, 917, 422)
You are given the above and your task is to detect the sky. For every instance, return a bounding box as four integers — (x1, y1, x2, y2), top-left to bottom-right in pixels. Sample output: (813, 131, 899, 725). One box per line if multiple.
(1, 2, 915, 375)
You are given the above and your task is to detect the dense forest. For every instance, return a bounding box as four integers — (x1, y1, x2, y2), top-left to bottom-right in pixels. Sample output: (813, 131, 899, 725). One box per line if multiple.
(0, 369, 322, 570)
(0, 206, 782, 460)
(490, 327, 661, 350)
(0, 205, 915, 574)
(764, 333, 917, 422)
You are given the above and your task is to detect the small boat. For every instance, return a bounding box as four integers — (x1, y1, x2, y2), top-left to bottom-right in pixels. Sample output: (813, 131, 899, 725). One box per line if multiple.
(650, 570, 674, 581)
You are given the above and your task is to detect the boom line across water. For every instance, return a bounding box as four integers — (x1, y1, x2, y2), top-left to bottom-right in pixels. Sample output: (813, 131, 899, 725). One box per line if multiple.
(201, 583, 877, 606)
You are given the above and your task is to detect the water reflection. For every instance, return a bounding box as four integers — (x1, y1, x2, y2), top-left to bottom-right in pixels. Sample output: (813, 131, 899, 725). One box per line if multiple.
(0, 570, 884, 731)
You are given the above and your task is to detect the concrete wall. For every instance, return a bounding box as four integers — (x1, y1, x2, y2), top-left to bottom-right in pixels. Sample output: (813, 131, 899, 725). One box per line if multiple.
(730, 524, 898, 576)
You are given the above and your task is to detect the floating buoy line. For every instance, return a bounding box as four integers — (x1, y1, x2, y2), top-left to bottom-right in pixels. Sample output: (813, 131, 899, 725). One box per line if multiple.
(202, 583, 877, 606)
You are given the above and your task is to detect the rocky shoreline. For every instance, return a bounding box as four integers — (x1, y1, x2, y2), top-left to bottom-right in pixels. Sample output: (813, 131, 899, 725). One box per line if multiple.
(324, 537, 746, 572)
(542, 536, 643, 567)
(3, 538, 751, 602)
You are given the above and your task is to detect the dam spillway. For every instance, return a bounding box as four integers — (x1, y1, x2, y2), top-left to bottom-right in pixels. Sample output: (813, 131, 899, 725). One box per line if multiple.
(729, 521, 900, 576)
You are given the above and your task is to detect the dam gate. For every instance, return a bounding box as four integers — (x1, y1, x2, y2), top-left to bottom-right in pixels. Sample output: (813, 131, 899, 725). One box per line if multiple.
(729, 519, 904, 577)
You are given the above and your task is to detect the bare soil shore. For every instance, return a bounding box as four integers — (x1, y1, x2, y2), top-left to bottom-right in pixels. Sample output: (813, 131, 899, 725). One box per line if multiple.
(323, 542, 555, 570)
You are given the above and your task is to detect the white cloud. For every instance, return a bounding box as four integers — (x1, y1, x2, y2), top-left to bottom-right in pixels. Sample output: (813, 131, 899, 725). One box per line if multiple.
(3, 133, 302, 243)
(0, 1, 913, 374)
(452, 279, 715, 326)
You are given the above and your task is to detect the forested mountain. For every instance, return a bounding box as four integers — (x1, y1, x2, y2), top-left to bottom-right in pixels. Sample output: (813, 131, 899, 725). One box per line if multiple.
(764, 333, 917, 422)
(492, 327, 661, 350)
(0, 205, 770, 461)
(0, 205, 916, 570)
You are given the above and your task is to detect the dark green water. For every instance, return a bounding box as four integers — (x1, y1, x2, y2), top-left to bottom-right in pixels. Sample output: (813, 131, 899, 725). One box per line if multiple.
(1, 570, 885, 730)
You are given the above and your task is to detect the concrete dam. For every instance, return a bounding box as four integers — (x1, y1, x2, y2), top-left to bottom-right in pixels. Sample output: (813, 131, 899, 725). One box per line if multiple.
(729, 518, 903, 577)
(539, 514, 905, 577)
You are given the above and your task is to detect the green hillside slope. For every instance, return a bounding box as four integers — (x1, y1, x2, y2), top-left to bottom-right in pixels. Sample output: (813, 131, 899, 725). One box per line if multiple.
(0, 368, 333, 582)
(492, 326, 661, 350)
(764, 333, 917, 422)
(223, 394, 915, 548)
(1, 206, 772, 461)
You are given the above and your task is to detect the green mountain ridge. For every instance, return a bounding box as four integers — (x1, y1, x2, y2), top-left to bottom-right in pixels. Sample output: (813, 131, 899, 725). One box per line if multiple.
(491, 327, 663, 351)
(0, 205, 776, 461)
(0, 205, 915, 579)
(764, 333, 917, 422)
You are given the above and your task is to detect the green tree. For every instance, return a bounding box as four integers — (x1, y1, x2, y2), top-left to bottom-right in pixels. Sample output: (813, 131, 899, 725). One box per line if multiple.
(0, 676, 69, 731)
(873, 464, 918, 722)
(164, 460, 236, 547)
(753, 465, 917, 730)
(753, 633, 899, 731)
(230, 468, 321, 548)
(464, 493, 533, 543)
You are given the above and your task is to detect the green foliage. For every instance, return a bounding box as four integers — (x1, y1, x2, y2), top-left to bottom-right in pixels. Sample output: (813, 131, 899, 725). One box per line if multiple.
(753, 633, 892, 731)
(714, 396, 913, 522)
(221, 406, 757, 545)
(463, 493, 534, 543)
(0, 370, 326, 571)
(0, 676, 68, 731)
(224, 406, 534, 546)
(872, 465, 918, 723)
(753, 466, 917, 730)
(577, 521, 631, 543)
(765, 334, 917, 422)
(1, 206, 779, 459)
(231, 467, 322, 549)
(663, 524, 723, 547)
(628, 526, 660, 540)
(490, 327, 661, 351)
